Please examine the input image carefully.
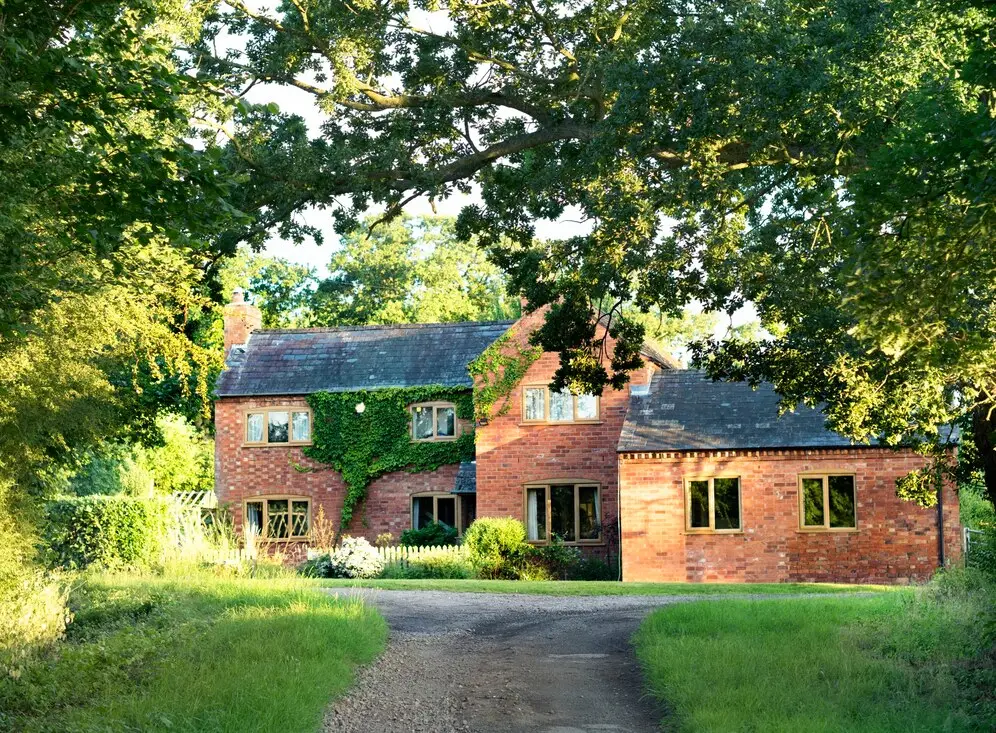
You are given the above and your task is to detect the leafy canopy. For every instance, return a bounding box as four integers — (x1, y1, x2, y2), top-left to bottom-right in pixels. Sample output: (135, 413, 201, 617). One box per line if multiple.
(201, 0, 995, 501)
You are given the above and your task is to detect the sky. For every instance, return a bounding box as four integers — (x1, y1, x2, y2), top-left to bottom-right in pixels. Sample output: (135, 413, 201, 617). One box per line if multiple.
(228, 2, 757, 332)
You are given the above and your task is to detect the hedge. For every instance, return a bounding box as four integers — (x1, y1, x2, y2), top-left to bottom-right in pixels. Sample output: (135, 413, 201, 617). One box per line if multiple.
(42, 496, 168, 570)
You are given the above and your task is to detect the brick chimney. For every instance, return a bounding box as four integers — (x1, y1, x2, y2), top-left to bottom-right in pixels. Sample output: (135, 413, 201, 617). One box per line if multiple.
(223, 287, 262, 356)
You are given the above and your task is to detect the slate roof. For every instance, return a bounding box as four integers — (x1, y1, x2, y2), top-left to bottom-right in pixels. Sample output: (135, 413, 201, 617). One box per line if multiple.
(215, 321, 514, 397)
(618, 370, 861, 452)
(453, 461, 477, 494)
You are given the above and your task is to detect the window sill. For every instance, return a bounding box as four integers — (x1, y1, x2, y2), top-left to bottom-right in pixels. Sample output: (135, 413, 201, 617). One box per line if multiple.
(796, 527, 859, 534)
(526, 539, 606, 547)
(684, 530, 744, 536)
(241, 442, 312, 449)
(517, 420, 603, 427)
(412, 436, 459, 443)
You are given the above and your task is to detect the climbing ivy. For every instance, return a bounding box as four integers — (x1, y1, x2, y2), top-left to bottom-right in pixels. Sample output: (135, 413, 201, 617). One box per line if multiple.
(468, 331, 542, 422)
(305, 387, 475, 530)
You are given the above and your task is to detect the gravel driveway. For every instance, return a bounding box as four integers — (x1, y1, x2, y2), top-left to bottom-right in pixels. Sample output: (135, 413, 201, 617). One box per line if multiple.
(320, 590, 704, 733)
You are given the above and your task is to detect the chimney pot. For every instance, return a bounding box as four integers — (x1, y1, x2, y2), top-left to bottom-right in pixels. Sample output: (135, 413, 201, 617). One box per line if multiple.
(231, 287, 245, 304)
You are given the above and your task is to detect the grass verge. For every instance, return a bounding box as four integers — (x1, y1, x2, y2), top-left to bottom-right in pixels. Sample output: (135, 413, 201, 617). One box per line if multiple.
(318, 578, 892, 595)
(1, 572, 387, 733)
(634, 569, 995, 732)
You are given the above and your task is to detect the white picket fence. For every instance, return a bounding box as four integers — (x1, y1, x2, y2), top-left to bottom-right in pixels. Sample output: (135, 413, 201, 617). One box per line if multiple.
(195, 542, 465, 568)
(375, 544, 466, 568)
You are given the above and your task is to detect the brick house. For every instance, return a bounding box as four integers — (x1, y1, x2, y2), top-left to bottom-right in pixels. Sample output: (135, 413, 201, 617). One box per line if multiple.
(215, 290, 960, 582)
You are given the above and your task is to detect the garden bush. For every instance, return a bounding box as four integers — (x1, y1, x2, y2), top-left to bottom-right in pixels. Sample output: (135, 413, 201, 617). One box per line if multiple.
(379, 551, 474, 579)
(0, 502, 71, 678)
(399, 521, 459, 547)
(42, 496, 168, 569)
(526, 539, 582, 580)
(463, 517, 527, 579)
(301, 536, 384, 579)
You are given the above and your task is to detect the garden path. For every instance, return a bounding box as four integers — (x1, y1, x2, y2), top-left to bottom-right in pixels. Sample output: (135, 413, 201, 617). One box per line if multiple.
(321, 589, 696, 733)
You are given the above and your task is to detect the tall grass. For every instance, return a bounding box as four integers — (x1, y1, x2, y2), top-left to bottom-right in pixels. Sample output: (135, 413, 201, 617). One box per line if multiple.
(0, 572, 387, 733)
(635, 570, 995, 732)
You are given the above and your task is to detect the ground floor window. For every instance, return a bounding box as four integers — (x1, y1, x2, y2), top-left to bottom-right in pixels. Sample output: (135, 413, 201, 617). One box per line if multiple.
(245, 497, 310, 540)
(800, 474, 857, 530)
(524, 483, 600, 543)
(685, 477, 742, 532)
(412, 493, 468, 533)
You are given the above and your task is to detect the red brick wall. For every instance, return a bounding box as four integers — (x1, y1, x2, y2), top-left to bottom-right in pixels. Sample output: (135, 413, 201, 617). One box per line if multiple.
(215, 395, 461, 545)
(474, 310, 656, 559)
(618, 448, 961, 584)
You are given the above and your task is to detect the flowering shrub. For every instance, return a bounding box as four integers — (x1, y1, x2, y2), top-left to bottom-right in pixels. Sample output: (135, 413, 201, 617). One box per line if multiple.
(301, 537, 384, 579)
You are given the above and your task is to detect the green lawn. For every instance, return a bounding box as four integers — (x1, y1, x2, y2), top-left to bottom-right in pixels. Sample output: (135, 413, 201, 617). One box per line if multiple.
(634, 576, 995, 732)
(319, 578, 892, 595)
(1, 573, 387, 733)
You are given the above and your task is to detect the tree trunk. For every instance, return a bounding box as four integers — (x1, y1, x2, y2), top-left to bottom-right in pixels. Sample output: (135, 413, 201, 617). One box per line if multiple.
(971, 401, 996, 508)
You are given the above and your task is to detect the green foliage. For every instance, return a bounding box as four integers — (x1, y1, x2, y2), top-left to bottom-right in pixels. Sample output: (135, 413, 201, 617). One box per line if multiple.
(526, 540, 583, 581)
(469, 331, 542, 421)
(67, 414, 213, 497)
(207, 0, 996, 504)
(0, 573, 386, 732)
(967, 527, 996, 577)
(379, 552, 475, 579)
(960, 481, 996, 530)
(635, 574, 996, 731)
(306, 387, 475, 528)
(399, 522, 459, 548)
(303, 537, 385, 579)
(42, 496, 168, 570)
(463, 518, 528, 579)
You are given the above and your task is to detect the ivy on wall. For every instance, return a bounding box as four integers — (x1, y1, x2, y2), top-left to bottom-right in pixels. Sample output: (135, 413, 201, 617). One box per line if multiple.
(305, 386, 475, 530)
(468, 331, 541, 422)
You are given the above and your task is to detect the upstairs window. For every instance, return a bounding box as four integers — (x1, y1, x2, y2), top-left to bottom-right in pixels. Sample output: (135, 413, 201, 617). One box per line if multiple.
(411, 402, 457, 441)
(245, 497, 311, 540)
(800, 474, 857, 530)
(685, 477, 742, 532)
(522, 386, 599, 423)
(245, 407, 311, 445)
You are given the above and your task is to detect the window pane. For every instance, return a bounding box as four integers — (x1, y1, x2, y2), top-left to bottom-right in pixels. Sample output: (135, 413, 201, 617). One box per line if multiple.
(413, 406, 434, 439)
(268, 411, 289, 443)
(291, 412, 310, 442)
(526, 488, 546, 541)
(436, 407, 455, 437)
(713, 478, 741, 530)
(436, 497, 456, 527)
(578, 486, 600, 540)
(688, 480, 710, 528)
(802, 478, 825, 526)
(549, 390, 573, 422)
(828, 476, 856, 528)
(246, 502, 263, 535)
(246, 413, 264, 442)
(267, 499, 289, 538)
(576, 394, 598, 420)
(291, 501, 309, 537)
(412, 496, 434, 529)
(524, 388, 545, 421)
(550, 485, 576, 541)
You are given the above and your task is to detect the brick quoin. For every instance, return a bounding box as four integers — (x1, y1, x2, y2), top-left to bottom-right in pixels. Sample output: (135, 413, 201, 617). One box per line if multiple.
(618, 448, 961, 583)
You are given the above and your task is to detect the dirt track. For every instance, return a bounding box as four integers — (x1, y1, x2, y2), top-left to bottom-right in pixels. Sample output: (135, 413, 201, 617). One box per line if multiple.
(321, 590, 697, 733)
